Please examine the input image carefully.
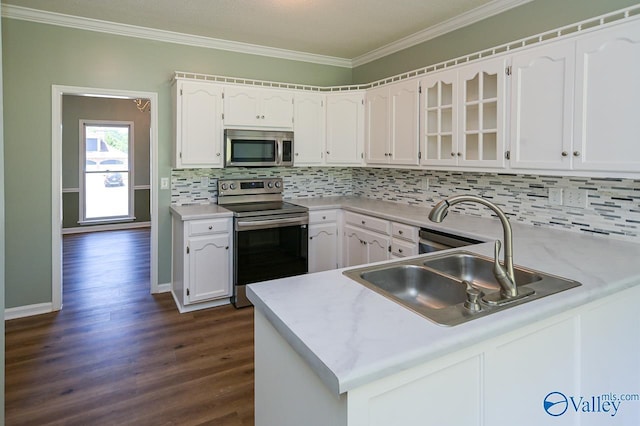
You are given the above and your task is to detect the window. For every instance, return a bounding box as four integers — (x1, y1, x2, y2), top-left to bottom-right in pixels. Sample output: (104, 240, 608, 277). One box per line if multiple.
(80, 121, 134, 223)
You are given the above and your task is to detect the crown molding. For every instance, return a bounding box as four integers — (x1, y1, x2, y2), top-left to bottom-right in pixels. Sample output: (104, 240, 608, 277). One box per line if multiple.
(1, 4, 353, 68)
(352, 0, 534, 67)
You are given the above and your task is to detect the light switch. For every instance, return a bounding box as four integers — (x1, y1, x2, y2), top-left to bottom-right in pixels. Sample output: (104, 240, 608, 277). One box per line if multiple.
(161, 177, 169, 190)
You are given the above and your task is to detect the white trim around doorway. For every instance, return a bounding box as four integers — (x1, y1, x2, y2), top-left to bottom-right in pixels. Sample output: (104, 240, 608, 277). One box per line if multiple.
(51, 85, 160, 312)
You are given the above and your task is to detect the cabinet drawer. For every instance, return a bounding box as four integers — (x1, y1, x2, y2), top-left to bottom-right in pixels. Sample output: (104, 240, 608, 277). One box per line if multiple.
(188, 218, 231, 236)
(391, 222, 419, 243)
(344, 211, 390, 235)
(309, 209, 338, 224)
(391, 239, 419, 258)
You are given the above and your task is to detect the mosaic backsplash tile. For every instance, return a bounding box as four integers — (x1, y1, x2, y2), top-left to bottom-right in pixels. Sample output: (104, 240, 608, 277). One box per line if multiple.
(171, 167, 354, 205)
(353, 169, 640, 242)
(172, 167, 639, 242)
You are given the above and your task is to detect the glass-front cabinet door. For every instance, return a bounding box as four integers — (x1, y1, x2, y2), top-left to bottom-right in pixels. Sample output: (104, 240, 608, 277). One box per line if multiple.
(420, 69, 458, 166)
(457, 58, 506, 168)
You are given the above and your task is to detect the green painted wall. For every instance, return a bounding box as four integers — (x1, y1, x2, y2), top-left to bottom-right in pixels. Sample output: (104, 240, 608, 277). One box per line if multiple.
(2, 18, 352, 308)
(61, 95, 151, 228)
(0, 6, 6, 423)
(353, 0, 639, 83)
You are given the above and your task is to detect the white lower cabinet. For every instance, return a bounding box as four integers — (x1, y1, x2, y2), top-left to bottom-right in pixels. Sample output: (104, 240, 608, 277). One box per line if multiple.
(343, 212, 391, 267)
(255, 285, 640, 426)
(171, 216, 232, 312)
(390, 222, 419, 259)
(308, 210, 339, 273)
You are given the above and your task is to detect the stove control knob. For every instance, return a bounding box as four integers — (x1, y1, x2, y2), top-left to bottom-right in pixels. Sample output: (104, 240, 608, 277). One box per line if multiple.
(229, 183, 236, 190)
(221, 183, 228, 190)
(267, 181, 274, 188)
(275, 181, 282, 188)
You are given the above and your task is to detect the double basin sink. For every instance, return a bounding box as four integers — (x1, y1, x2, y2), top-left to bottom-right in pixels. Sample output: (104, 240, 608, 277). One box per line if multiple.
(343, 251, 581, 326)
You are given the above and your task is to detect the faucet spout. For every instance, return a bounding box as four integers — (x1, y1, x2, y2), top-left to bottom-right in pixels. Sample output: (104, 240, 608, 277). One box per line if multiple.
(428, 195, 518, 298)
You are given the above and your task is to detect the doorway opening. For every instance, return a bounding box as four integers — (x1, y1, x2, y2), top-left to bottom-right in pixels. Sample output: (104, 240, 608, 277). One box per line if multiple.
(52, 85, 160, 312)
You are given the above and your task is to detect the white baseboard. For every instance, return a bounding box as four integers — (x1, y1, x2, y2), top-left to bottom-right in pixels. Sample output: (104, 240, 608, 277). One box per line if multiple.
(5, 302, 56, 320)
(62, 221, 151, 234)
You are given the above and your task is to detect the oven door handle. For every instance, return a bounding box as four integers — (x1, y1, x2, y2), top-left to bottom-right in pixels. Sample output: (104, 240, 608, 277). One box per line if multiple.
(236, 216, 308, 231)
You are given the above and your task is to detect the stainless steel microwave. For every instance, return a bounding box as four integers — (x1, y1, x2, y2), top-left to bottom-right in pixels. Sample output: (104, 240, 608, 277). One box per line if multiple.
(224, 129, 294, 167)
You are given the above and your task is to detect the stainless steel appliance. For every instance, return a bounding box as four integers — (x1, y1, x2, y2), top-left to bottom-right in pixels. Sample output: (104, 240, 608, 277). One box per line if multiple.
(224, 129, 294, 167)
(218, 177, 308, 307)
(418, 228, 483, 253)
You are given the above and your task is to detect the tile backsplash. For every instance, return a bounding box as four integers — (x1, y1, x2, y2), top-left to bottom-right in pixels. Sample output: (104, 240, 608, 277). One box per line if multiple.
(171, 167, 639, 242)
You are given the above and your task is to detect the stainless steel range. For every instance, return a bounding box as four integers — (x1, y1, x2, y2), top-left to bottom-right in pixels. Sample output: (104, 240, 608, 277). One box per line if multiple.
(218, 177, 308, 308)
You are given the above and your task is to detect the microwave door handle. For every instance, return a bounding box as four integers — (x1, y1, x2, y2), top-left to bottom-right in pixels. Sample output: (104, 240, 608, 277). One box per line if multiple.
(275, 141, 280, 165)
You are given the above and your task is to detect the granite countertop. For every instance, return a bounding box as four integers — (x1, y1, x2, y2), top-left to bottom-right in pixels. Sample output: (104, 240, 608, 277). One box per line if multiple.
(169, 204, 233, 220)
(247, 196, 640, 395)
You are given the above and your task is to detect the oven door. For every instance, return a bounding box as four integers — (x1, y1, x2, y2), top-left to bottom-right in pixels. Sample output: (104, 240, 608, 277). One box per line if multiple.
(233, 215, 308, 307)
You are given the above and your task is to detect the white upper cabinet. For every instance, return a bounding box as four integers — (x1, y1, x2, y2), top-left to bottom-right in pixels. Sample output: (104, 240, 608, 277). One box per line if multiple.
(223, 86, 294, 129)
(458, 57, 507, 168)
(365, 80, 419, 166)
(293, 92, 326, 166)
(573, 21, 640, 172)
(509, 41, 575, 170)
(365, 86, 390, 164)
(390, 80, 420, 165)
(173, 79, 224, 169)
(325, 92, 365, 165)
(421, 69, 458, 166)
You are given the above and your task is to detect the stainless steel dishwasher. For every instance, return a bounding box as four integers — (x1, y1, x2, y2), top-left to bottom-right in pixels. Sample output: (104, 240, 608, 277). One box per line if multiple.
(418, 228, 484, 253)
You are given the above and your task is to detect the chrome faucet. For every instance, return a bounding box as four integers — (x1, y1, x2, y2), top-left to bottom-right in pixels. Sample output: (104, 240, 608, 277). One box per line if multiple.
(428, 195, 518, 298)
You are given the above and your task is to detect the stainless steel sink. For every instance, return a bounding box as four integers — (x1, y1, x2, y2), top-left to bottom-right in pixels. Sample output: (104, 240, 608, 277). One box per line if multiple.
(343, 251, 581, 326)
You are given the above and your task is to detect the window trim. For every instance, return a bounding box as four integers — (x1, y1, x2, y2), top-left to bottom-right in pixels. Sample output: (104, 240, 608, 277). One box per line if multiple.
(79, 120, 135, 224)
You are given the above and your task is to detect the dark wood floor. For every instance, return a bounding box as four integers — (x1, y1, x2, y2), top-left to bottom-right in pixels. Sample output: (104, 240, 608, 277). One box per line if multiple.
(5, 228, 255, 426)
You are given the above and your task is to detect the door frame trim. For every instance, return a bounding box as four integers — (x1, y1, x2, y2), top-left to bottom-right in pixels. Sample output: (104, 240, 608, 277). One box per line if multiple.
(51, 85, 159, 310)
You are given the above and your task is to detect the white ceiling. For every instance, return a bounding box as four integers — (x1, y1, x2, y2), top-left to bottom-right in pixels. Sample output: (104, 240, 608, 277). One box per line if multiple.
(2, 0, 531, 65)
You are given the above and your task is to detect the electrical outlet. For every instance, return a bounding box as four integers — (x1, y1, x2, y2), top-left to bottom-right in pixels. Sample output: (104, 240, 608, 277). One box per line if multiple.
(160, 177, 169, 190)
(548, 188, 563, 205)
(564, 189, 588, 208)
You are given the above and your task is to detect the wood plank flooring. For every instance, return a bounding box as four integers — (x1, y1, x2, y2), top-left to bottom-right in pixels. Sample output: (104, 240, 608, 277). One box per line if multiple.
(5, 228, 255, 426)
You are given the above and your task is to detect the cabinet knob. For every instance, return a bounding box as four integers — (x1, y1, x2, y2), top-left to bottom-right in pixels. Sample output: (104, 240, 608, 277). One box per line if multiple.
(451, 152, 456, 157)
(399, 249, 403, 253)
(261, 115, 265, 119)
(561, 151, 568, 157)
(361, 220, 365, 225)
(326, 151, 330, 155)
(398, 230, 403, 235)
(322, 216, 326, 220)
(295, 152, 299, 156)
(225, 246, 229, 250)
(208, 226, 213, 230)
(573, 151, 581, 157)
(256, 115, 260, 119)
(309, 236, 313, 240)
(457, 152, 462, 157)
(216, 153, 221, 156)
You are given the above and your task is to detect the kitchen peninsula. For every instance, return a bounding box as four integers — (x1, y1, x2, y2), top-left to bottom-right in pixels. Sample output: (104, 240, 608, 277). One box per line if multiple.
(248, 198, 640, 426)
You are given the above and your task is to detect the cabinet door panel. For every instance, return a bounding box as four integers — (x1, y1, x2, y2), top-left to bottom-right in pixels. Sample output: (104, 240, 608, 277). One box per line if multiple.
(177, 81, 224, 168)
(510, 42, 575, 170)
(366, 231, 390, 264)
(344, 226, 367, 267)
(365, 87, 390, 164)
(421, 71, 458, 166)
(294, 93, 325, 165)
(309, 223, 337, 273)
(326, 93, 364, 165)
(187, 234, 231, 303)
(390, 80, 420, 165)
(574, 22, 640, 172)
(223, 86, 261, 127)
(261, 90, 294, 128)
